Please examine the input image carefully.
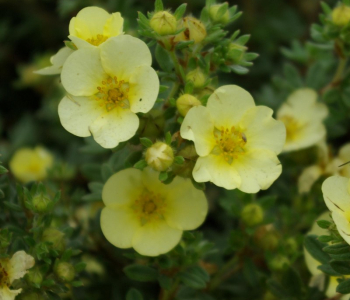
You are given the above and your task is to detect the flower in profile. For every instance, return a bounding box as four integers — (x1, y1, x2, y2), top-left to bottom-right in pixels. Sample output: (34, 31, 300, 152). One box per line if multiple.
(0, 251, 35, 300)
(304, 212, 349, 299)
(298, 141, 350, 193)
(68, 6, 124, 48)
(59, 35, 159, 148)
(9, 146, 53, 183)
(35, 47, 74, 75)
(180, 85, 286, 193)
(322, 175, 350, 245)
(277, 88, 328, 153)
(100, 168, 208, 256)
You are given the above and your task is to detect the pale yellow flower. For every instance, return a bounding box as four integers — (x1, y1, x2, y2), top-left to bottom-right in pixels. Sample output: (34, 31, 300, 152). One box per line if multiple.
(59, 35, 159, 148)
(322, 175, 350, 245)
(9, 146, 53, 183)
(304, 212, 348, 299)
(69, 6, 123, 48)
(35, 47, 74, 75)
(277, 88, 328, 152)
(180, 85, 286, 193)
(298, 141, 350, 193)
(100, 168, 208, 256)
(0, 251, 35, 300)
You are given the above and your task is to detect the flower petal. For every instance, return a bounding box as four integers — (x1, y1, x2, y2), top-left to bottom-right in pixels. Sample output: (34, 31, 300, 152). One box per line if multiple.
(207, 85, 255, 128)
(100, 207, 139, 249)
(193, 155, 241, 190)
(128, 65, 159, 113)
(240, 106, 286, 154)
(35, 47, 74, 75)
(0, 286, 22, 300)
(132, 220, 182, 256)
(180, 106, 216, 156)
(332, 210, 350, 246)
(141, 168, 170, 196)
(8, 251, 34, 283)
(58, 95, 104, 137)
(68, 35, 92, 49)
(100, 35, 152, 79)
(69, 7, 110, 40)
(102, 168, 143, 207)
(322, 175, 350, 213)
(164, 176, 208, 230)
(233, 149, 282, 193)
(298, 165, 323, 194)
(61, 46, 106, 96)
(89, 108, 139, 148)
(103, 12, 124, 37)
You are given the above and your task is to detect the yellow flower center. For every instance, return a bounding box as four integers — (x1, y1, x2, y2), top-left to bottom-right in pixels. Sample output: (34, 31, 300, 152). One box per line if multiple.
(86, 34, 108, 46)
(280, 115, 304, 142)
(133, 190, 166, 225)
(0, 261, 9, 288)
(96, 77, 130, 111)
(213, 126, 247, 164)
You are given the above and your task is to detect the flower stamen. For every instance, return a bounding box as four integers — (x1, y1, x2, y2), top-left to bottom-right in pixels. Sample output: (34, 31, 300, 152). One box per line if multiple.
(86, 34, 108, 46)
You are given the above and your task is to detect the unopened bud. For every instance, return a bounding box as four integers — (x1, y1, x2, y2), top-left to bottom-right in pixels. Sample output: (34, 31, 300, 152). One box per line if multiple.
(32, 194, 51, 213)
(241, 203, 263, 227)
(26, 267, 43, 285)
(175, 17, 207, 44)
(55, 262, 75, 282)
(254, 225, 279, 251)
(150, 11, 177, 36)
(186, 69, 206, 89)
(42, 228, 65, 253)
(138, 110, 165, 140)
(332, 5, 350, 26)
(227, 43, 247, 64)
(145, 142, 174, 171)
(209, 4, 230, 25)
(176, 94, 201, 117)
(269, 255, 290, 271)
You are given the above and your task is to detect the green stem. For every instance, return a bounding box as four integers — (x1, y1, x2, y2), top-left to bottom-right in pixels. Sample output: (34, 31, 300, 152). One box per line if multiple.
(160, 279, 180, 300)
(169, 50, 186, 84)
(321, 57, 348, 94)
(167, 81, 180, 101)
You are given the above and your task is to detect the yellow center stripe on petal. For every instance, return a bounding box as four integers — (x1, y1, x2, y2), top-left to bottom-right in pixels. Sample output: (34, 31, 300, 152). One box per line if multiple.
(132, 190, 166, 225)
(213, 126, 247, 164)
(95, 76, 130, 111)
(280, 115, 305, 142)
(86, 34, 108, 46)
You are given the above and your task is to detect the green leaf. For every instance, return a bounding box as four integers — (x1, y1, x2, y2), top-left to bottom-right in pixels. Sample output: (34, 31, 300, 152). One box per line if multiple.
(330, 261, 350, 275)
(230, 65, 249, 75)
(140, 137, 153, 148)
(244, 53, 259, 61)
(159, 85, 169, 94)
(124, 264, 158, 282)
(3, 201, 22, 212)
(64, 40, 77, 50)
(235, 34, 250, 45)
(155, 0, 163, 12)
(323, 243, 350, 254)
(74, 262, 86, 273)
(0, 165, 8, 175)
(318, 264, 341, 276)
(329, 252, 350, 261)
(281, 268, 302, 297)
(165, 132, 172, 145)
(101, 163, 114, 182)
(304, 235, 330, 264)
(320, 2, 332, 14)
(266, 279, 290, 298)
(159, 172, 168, 181)
(134, 160, 148, 170)
(337, 278, 350, 294)
(71, 281, 83, 287)
(316, 220, 332, 229)
(126, 288, 143, 300)
(155, 44, 173, 72)
(175, 40, 195, 50)
(174, 156, 185, 165)
(179, 266, 209, 289)
(191, 178, 206, 190)
(216, 3, 228, 19)
(318, 235, 333, 243)
(158, 274, 172, 290)
(174, 3, 187, 20)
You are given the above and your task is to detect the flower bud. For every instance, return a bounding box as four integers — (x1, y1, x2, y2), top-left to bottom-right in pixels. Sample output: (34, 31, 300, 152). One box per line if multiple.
(241, 203, 264, 227)
(226, 43, 247, 64)
(42, 228, 65, 253)
(332, 5, 350, 27)
(269, 255, 290, 271)
(145, 142, 174, 172)
(176, 94, 201, 117)
(138, 110, 165, 140)
(209, 4, 230, 25)
(19, 292, 46, 300)
(0, 229, 12, 249)
(172, 145, 197, 178)
(175, 17, 207, 44)
(32, 194, 51, 213)
(150, 11, 177, 36)
(26, 267, 43, 285)
(254, 225, 279, 251)
(55, 262, 75, 282)
(186, 69, 206, 89)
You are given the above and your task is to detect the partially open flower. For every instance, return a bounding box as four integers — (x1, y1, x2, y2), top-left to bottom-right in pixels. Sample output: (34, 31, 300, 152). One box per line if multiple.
(59, 35, 159, 148)
(9, 146, 53, 183)
(0, 251, 35, 300)
(69, 6, 124, 48)
(277, 88, 328, 153)
(180, 85, 286, 193)
(100, 168, 208, 256)
(145, 142, 174, 172)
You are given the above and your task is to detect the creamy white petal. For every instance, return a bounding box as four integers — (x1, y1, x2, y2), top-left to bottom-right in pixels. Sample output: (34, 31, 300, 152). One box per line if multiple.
(61, 47, 106, 96)
(0, 287, 22, 300)
(103, 12, 124, 36)
(128, 65, 159, 113)
(35, 47, 74, 75)
(332, 210, 350, 245)
(180, 106, 216, 156)
(58, 95, 104, 137)
(322, 175, 350, 213)
(8, 251, 34, 283)
(206, 85, 255, 128)
(89, 108, 139, 149)
(68, 35, 92, 49)
(298, 165, 323, 194)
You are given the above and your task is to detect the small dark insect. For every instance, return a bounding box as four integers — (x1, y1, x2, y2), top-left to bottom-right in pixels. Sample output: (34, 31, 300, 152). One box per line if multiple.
(241, 133, 247, 143)
(139, 98, 142, 101)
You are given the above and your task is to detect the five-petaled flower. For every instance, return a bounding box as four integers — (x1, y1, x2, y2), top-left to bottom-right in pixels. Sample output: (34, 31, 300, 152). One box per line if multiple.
(100, 168, 208, 256)
(277, 88, 328, 153)
(180, 85, 286, 193)
(0, 251, 35, 300)
(58, 35, 159, 148)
